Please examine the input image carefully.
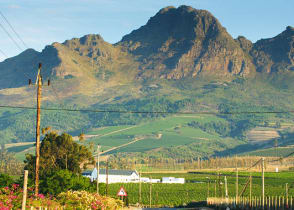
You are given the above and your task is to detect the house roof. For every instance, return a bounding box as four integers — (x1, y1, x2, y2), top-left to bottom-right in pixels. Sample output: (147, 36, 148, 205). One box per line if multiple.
(82, 169, 138, 176)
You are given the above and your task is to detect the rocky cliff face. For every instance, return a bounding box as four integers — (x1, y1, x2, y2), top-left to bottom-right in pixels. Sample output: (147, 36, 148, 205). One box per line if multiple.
(118, 5, 255, 79)
(250, 26, 294, 73)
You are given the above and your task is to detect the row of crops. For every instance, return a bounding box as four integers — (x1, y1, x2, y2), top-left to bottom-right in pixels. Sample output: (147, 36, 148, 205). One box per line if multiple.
(101, 171, 294, 207)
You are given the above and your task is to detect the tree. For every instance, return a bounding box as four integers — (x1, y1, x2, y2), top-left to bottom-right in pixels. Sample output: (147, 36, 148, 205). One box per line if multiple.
(24, 132, 94, 178)
(275, 121, 281, 128)
(0, 173, 14, 187)
(39, 170, 95, 195)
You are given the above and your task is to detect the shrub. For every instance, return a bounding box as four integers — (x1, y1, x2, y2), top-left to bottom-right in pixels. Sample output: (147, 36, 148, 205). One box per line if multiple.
(57, 190, 123, 210)
(40, 169, 96, 195)
(0, 174, 14, 188)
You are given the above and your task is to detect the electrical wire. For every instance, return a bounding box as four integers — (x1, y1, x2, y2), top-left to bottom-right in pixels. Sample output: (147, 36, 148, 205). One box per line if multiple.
(0, 48, 8, 58)
(0, 21, 23, 51)
(0, 104, 294, 115)
(0, 11, 28, 49)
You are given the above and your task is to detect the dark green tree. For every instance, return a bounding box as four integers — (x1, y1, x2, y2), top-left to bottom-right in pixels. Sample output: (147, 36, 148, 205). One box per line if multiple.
(0, 173, 14, 187)
(39, 170, 95, 195)
(24, 132, 94, 178)
(275, 121, 281, 128)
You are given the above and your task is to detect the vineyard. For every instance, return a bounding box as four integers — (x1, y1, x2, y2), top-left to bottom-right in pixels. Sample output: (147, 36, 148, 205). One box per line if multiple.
(102, 171, 294, 207)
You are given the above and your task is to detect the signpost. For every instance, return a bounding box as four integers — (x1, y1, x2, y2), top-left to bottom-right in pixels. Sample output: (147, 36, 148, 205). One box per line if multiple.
(117, 187, 128, 207)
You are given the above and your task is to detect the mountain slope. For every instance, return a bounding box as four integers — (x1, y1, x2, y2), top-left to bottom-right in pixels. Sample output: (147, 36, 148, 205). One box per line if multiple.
(251, 26, 294, 73)
(1, 5, 294, 159)
(118, 5, 255, 79)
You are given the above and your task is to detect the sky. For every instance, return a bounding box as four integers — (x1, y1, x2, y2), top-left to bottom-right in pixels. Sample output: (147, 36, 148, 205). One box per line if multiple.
(0, 0, 293, 61)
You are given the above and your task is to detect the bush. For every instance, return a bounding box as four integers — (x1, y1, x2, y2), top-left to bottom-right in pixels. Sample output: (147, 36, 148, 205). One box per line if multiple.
(39, 170, 96, 195)
(57, 190, 123, 209)
(0, 173, 14, 188)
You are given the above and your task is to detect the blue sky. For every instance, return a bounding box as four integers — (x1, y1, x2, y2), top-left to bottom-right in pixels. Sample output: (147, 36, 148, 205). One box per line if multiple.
(0, 0, 293, 61)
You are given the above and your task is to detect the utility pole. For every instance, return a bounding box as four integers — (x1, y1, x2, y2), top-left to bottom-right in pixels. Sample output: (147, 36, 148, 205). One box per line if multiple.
(250, 172, 252, 202)
(149, 177, 152, 208)
(218, 171, 221, 197)
(34, 63, 42, 196)
(214, 180, 217, 197)
(28, 63, 49, 196)
(225, 176, 228, 198)
(96, 144, 100, 194)
(139, 166, 142, 205)
(236, 168, 239, 204)
(286, 183, 288, 199)
(262, 157, 265, 210)
(207, 178, 210, 197)
(106, 159, 109, 196)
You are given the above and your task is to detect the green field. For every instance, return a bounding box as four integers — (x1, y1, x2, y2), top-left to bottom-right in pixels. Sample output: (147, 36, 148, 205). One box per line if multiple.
(102, 171, 294, 207)
(85, 115, 240, 156)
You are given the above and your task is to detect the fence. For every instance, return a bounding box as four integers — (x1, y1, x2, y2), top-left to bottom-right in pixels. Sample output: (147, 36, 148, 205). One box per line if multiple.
(207, 196, 294, 210)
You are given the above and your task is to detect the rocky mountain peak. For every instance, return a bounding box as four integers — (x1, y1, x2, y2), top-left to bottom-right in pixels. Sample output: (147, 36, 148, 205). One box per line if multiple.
(118, 5, 254, 79)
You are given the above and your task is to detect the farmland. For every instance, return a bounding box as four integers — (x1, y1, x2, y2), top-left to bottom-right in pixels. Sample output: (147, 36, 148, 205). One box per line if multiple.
(104, 171, 294, 207)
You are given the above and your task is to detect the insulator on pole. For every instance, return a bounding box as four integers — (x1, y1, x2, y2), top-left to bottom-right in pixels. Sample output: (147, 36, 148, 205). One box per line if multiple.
(28, 79, 32, 85)
(38, 63, 42, 68)
(48, 80, 50, 86)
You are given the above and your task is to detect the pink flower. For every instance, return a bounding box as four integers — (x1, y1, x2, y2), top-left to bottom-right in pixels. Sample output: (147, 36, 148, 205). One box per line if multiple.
(38, 194, 45, 199)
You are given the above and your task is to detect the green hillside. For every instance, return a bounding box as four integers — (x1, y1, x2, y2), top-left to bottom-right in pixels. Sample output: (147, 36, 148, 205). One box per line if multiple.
(1, 5, 294, 160)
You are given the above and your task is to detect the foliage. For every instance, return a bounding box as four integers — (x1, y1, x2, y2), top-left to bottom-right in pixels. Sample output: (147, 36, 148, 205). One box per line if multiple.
(24, 132, 94, 178)
(0, 174, 13, 188)
(0, 144, 24, 175)
(39, 170, 96, 195)
(0, 184, 121, 209)
(58, 190, 123, 210)
(0, 184, 61, 209)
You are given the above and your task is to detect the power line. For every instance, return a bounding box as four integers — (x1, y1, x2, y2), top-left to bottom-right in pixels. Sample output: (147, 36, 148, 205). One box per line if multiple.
(0, 104, 293, 115)
(0, 21, 23, 51)
(0, 11, 28, 49)
(0, 48, 7, 58)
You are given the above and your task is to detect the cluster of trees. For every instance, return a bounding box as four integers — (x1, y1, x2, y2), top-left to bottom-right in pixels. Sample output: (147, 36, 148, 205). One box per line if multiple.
(188, 121, 231, 137)
(0, 144, 24, 175)
(1, 132, 97, 195)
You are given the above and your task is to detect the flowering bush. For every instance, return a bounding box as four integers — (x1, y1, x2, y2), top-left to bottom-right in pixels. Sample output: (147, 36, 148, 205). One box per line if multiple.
(0, 185, 122, 209)
(0, 185, 60, 209)
(58, 190, 123, 210)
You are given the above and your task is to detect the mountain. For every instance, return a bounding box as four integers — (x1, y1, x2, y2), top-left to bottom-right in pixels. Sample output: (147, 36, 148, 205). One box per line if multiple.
(1, 5, 294, 160)
(250, 26, 294, 73)
(118, 5, 255, 79)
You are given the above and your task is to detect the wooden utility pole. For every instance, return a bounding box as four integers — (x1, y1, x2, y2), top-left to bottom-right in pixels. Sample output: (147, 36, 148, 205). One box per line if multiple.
(106, 159, 109, 196)
(207, 179, 210, 197)
(214, 180, 217, 197)
(28, 63, 50, 196)
(262, 157, 265, 209)
(218, 171, 221, 197)
(139, 166, 142, 205)
(225, 176, 228, 198)
(149, 177, 152, 208)
(35, 63, 42, 196)
(236, 168, 239, 204)
(250, 172, 252, 202)
(21, 170, 28, 210)
(96, 144, 100, 194)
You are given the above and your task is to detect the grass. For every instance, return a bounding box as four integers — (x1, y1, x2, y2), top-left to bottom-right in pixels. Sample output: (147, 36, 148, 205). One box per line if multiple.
(85, 115, 233, 155)
(103, 170, 294, 207)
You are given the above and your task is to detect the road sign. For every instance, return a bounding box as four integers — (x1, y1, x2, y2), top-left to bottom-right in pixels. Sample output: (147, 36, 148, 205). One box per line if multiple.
(117, 187, 127, 196)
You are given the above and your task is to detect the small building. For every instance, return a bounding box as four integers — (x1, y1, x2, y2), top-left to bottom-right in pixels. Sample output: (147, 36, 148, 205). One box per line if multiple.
(82, 168, 139, 183)
(162, 177, 185, 184)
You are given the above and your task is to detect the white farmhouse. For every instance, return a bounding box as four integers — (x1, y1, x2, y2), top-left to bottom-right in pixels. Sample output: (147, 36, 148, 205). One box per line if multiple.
(162, 177, 185, 184)
(82, 168, 139, 183)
